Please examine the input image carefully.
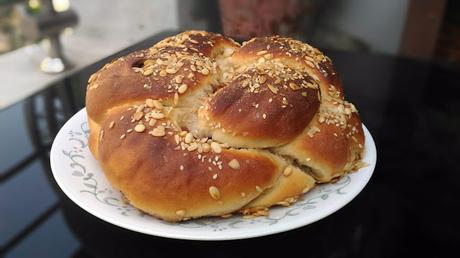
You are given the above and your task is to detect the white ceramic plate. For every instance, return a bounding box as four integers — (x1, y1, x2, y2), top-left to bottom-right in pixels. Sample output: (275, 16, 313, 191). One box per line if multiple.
(50, 108, 377, 241)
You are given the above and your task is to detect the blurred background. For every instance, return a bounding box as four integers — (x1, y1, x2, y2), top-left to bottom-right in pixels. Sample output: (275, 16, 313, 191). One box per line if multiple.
(0, 0, 459, 109)
(1, 1, 460, 258)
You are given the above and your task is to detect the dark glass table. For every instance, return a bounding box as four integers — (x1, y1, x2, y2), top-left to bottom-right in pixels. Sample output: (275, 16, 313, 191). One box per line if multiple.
(1, 31, 459, 258)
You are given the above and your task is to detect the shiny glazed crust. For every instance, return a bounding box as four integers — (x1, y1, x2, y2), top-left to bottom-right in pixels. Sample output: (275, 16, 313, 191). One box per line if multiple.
(86, 31, 365, 221)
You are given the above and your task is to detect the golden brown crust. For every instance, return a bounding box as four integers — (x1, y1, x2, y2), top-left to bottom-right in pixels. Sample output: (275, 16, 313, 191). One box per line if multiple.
(201, 66, 320, 147)
(93, 108, 284, 221)
(86, 31, 365, 221)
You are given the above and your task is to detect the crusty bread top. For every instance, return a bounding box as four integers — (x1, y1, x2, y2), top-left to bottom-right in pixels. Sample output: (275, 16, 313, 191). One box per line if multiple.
(85, 31, 365, 221)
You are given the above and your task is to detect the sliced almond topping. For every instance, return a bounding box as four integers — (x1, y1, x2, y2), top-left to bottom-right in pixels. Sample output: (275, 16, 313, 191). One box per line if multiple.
(175, 75, 183, 84)
(258, 75, 267, 84)
(146, 99, 154, 108)
(150, 111, 165, 119)
(202, 143, 211, 153)
(184, 132, 193, 143)
(152, 100, 163, 109)
(201, 68, 210, 75)
(283, 166, 293, 177)
(174, 92, 179, 106)
(210, 142, 222, 153)
(133, 111, 144, 121)
(276, 201, 290, 207)
(267, 84, 278, 94)
(143, 69, 153, 76)
(165, 68, 177, 74)
(134, 124, 146, 133)
(289, 82, 299, 90)
(150, 126, 165, 137)
(178, 84, 188, 94)
(256, 50, 267, 55)
(209, 186, 221, 200)
(175, 210, 185, 216)
(228, 159, 240, 170)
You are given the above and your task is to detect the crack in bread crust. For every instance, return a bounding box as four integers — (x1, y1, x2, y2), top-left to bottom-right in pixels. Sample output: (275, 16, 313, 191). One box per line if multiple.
(86, 31, 365, 221)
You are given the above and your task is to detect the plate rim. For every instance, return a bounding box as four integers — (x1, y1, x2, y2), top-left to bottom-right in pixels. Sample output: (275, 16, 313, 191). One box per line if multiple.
(50, 108, 377, 241)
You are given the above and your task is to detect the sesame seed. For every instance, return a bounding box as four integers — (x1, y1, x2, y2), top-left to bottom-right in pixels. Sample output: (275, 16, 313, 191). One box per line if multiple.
(213, 174, 218, 180)
(126, 129, 133, 133)
(120, 134, 126, 139)
(209, 186, 221, 200)
(228, 159, 240, 170)
(180, 165, 184, 171)
(109, 121, 115, 128)
(120, 116, 125, 121)
(262, 114, 267, 119)
(210, 142, 222, 153)
(256, 186, 262, 192)
(240, 192, 246, 197)
(134, 124, 146, 132)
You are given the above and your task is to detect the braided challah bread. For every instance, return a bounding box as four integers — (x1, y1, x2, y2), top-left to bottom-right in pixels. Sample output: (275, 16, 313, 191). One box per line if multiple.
(86, 31, 364, 221)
